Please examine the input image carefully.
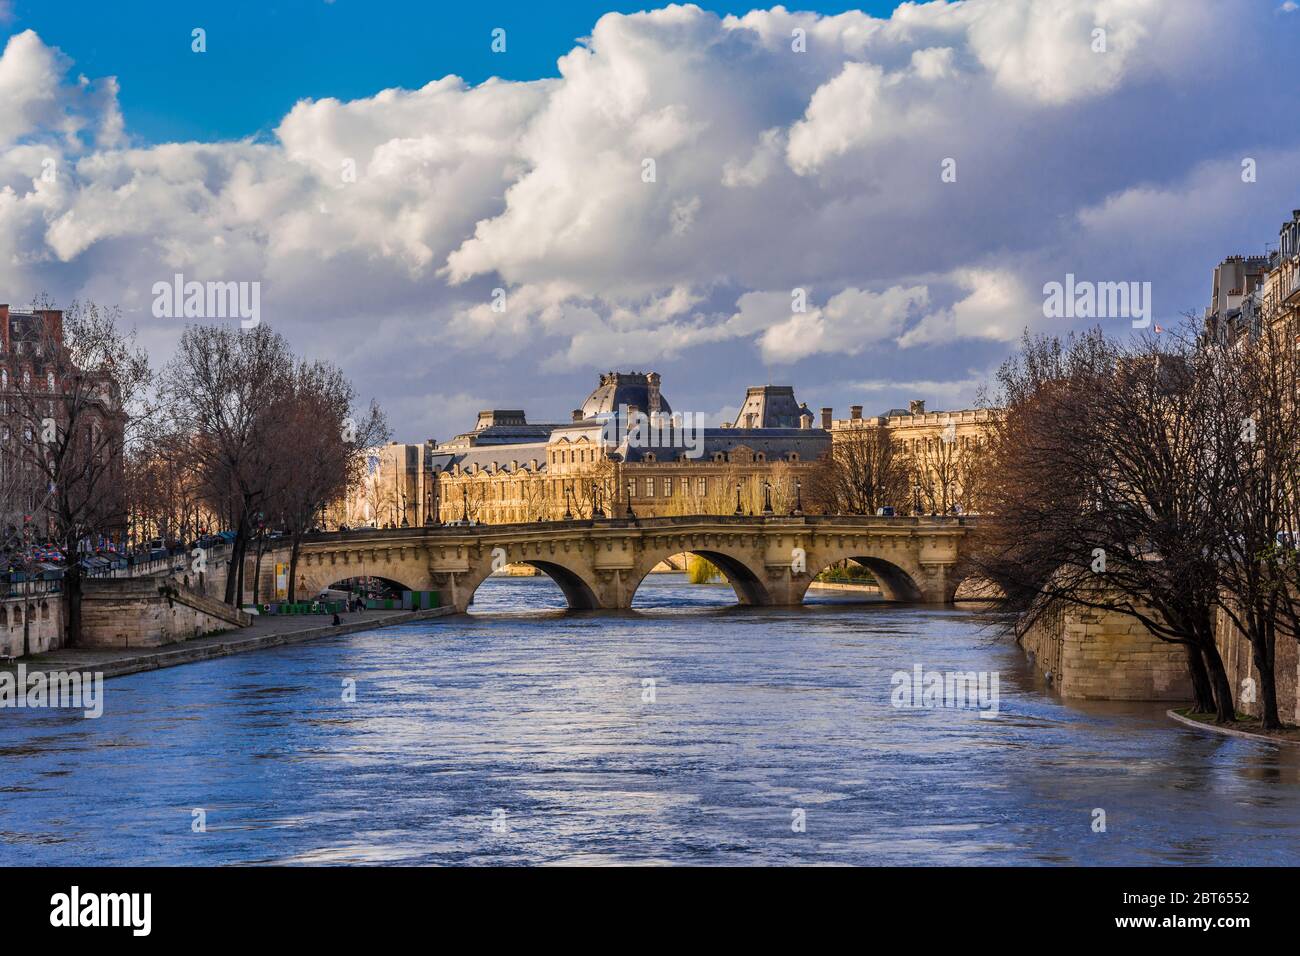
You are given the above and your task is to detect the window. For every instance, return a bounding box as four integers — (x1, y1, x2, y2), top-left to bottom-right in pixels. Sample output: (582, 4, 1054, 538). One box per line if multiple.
(628, 478, 637, 498)
(664, 476, 673, 496)
(696, 477, 707, 496)
(680, 476, 689, 496)
(646, 478, 655, 497)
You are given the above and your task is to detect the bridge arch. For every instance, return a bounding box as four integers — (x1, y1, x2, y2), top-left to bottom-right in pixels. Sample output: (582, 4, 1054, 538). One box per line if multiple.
(320, 574, 415, 596)
(626, 538, 774, 608)
(803, 556, 925, 603)
(280, 546, 440, 604)
(796, 549, 935, 604)
(628, 548, 772, 607)
(505, 560, 601, 610)
(436, 543, 606, 613)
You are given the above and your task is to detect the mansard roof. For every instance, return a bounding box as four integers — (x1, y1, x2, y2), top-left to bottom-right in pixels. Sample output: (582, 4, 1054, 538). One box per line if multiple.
(732, 385, 812, 429)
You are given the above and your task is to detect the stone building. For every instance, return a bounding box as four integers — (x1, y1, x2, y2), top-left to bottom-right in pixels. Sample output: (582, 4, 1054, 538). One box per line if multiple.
(0, 303, 127, 539)
(1204, 207, 1300, 343)
(430, 372, 831, 524)
(330, 440, 439, 529)
(825, 399, 995, 514)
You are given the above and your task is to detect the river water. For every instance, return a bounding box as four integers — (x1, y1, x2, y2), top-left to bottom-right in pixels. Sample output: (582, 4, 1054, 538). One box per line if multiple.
(2, 574, 1299, 866)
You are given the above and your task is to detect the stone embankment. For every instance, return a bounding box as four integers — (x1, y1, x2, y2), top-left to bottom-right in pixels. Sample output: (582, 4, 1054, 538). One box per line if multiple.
(2, 605, 453, 682)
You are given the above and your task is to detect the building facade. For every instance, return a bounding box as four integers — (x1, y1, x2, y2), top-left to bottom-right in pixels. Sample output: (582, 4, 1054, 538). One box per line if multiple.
(340, 370, 998, 528)
(0, 303, 127, 542)
(1204, 207, 1300, 343)
(825, 399, 994, 514)
(430, 372, 831, 524)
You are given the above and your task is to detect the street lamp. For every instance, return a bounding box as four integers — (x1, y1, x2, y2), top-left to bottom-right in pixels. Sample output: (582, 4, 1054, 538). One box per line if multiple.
(791, 479, 804, 517)
(734, 482, 743, 515)
(762, 480, 773, 516)
(563, 484, 574, 521)
(461, 485, 470, 524)
(913, 483, 922, 517)
(592, 481, 605, 519)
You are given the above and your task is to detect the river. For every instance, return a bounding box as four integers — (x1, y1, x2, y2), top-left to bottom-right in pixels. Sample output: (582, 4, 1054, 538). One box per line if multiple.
(2, 573, 1299, 865)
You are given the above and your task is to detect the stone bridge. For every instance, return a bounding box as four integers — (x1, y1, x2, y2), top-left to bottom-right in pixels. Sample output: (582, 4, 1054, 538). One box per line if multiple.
(246, 515, 980, 613)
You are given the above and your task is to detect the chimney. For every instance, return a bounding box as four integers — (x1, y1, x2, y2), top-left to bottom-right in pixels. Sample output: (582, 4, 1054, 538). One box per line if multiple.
(820, 407, 833, 429)
(909, 400, 926, 416)
(850, 405, 863, 421)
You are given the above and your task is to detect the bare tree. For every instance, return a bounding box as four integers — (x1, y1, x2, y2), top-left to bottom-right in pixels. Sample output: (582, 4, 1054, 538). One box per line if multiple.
(6, 301, 151, 645)
(806, 426, 907, 515)
(161, 325, 294, 606)
(1208, 311, 1300, 729)
(970, 326, 1237, 720)
(273, 361, 387, 601)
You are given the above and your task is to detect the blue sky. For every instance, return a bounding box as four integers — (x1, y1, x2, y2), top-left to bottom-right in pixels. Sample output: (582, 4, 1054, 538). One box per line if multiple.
(3, 1, 900, 143)
(1, 1, 1299, 442)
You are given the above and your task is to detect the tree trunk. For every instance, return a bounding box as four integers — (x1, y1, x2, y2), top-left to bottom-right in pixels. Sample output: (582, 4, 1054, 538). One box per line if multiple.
(63, 532, 84, 647)
(223, 526, 243, 605)
(252, 538, 265, 605)
(1253, 612, 1281, 729)
(1184, 644, 1214, 715)
(287, 536, 302, 603)
(235, 536, 247, 608)
(1200, 643, 1236, 724)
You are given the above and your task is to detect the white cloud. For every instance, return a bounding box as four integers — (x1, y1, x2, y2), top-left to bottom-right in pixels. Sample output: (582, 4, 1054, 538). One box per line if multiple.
(0, 1, 1294, 440)
(898, 270, 1031, 348)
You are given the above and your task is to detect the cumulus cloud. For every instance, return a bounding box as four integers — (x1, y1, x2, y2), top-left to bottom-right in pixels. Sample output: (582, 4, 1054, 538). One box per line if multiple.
(0, 1, 1297, 438)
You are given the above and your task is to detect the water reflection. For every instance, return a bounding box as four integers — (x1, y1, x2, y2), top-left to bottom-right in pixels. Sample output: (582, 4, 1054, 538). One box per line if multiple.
(2, 573, 1299, 865)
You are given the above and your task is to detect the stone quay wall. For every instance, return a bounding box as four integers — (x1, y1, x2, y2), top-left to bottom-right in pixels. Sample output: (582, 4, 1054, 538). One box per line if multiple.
(1019, 601, 1192, 701)
(1214, 605, 1300, 723)
(77, 579, 247, 650)
(0, 594, 64, 657)
(1020, 594, 1300, 716)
